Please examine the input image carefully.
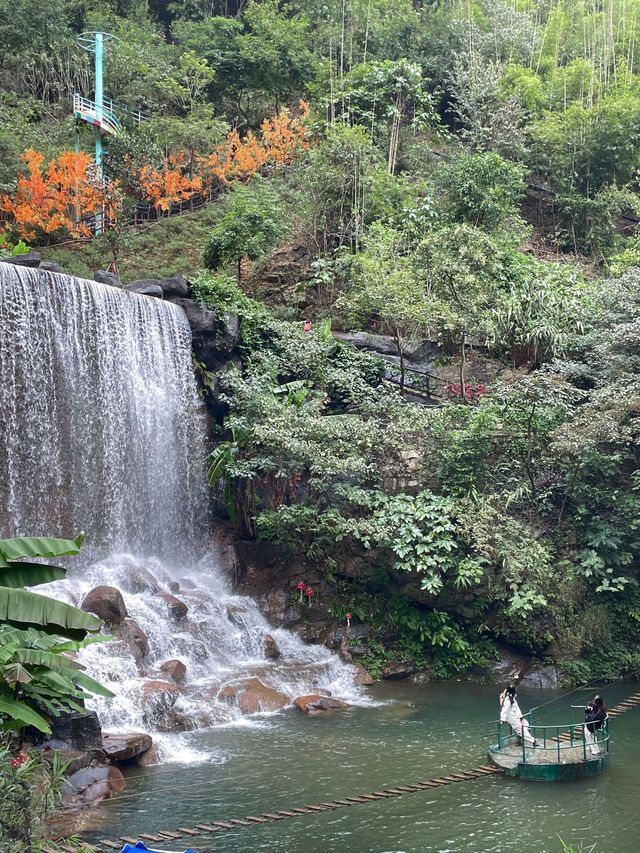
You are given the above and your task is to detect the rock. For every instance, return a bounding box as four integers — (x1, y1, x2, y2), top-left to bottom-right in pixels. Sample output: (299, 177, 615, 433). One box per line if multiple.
(218, 678, 289, 714)
(172, 298, 240, 363)
(81, 585, 127, 625)
(116, 618, 149, 662)
(137, 744, 161, 766)
(119, 564, 160, 595)
(264, 634, 281, 660)
(48, 711, 102, 750)
(382, 661, 417, 680)
(519, 663, 563, 689)
(294, 695, 350, 713)
(63, 765, 125, 805)
(160, 659, 187, 682)
(353, 663, 374, 686)
(158, 591, 189, 620)
(41, 748, 93, 776)
(94, 270, 121, 287)
(483, 644, 533, 684)
(0, 251, 42, 267)
(159, 274, 191, 299)
(101, 732, 153, 764)
(173, 298, 217, 335)
(168, 581, 180, 594)
(141, 680, 180, 723)
(39, 260, 65, 273)
(126, 280, 164, 299)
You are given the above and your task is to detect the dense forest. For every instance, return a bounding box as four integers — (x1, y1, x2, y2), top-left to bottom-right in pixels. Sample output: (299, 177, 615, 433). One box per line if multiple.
(3, 0, 640, 684)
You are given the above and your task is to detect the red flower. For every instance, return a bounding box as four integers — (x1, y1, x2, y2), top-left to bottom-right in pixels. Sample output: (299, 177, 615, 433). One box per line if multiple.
(345, 613, 352, 620)
(296, 581, 307, 590)
(10, 752, 28, 769)
(306, 587, 315, 598)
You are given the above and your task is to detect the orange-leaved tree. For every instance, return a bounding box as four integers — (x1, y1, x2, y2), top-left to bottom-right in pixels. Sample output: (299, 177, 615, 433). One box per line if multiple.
(200, 100, 310, 191)
(138, 152, 203, 212)
(0, 150, 121, 241)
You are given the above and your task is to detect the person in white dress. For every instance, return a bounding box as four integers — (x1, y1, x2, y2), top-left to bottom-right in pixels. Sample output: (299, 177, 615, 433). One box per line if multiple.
(499, 683, 537, 747)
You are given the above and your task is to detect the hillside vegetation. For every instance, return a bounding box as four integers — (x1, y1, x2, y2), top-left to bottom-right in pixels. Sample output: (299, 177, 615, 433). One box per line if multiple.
(3, 0, 640, 682)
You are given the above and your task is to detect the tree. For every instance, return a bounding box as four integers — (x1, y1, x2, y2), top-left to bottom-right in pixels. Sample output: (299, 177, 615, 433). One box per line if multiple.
(203, 178, 288, 283)
(344, 223, 436, 391)
(0, 150, 121, 242)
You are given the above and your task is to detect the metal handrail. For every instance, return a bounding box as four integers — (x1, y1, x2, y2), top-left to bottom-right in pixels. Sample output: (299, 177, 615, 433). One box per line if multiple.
(73, 93, 121, 134)
(494, 713, 610, 765)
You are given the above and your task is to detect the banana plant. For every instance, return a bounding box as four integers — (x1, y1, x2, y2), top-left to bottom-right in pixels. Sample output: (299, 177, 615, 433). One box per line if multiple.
(0, 628, 113, 734)
(0, 535, 101, 640)
(0, 534, 112, 734)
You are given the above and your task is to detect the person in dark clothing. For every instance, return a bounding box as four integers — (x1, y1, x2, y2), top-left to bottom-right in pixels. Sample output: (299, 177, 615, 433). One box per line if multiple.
(584, 695, 607, 755)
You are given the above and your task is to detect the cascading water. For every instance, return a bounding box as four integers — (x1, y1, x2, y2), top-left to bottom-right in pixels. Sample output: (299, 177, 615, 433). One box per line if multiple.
(0, 264, 361, 762)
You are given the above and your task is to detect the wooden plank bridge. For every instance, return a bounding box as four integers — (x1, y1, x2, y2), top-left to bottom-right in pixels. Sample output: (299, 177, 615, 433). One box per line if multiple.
(45, 689, 640, 853)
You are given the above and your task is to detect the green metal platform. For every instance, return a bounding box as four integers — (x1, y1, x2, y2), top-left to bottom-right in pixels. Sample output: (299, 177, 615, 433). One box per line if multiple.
(488, 707, 610, 782)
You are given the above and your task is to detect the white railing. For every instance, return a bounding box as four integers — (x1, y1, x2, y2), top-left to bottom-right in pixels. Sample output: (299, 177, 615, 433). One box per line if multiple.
(73, 93, 121, 134)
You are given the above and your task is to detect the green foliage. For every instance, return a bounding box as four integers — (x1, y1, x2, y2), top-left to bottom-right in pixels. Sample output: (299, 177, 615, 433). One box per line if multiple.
(0, 535, 111, 735)
(435, 151, 527, 233)
(0, 739, 72, 853)
(203, 178, 289, 281)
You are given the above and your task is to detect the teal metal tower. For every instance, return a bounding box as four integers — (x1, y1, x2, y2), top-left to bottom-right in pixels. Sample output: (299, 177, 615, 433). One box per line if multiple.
(75, 32, 121, 174)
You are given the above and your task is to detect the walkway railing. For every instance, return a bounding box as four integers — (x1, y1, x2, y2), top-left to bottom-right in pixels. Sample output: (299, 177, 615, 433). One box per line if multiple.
(494, 709, 610, 764)
(73, 93, 121, 134)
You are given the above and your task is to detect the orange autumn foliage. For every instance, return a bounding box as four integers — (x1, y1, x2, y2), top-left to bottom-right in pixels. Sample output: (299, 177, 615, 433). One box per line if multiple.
(0, 150, 121, 241)
(138, 158, 203, 212)
(200, 100, 310, 190)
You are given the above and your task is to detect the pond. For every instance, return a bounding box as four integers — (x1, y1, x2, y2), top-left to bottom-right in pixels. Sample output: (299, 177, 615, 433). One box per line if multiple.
(88, 681, 639, 853)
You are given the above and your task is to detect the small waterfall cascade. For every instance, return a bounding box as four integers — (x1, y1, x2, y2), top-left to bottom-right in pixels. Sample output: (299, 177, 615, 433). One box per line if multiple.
(0, 265, 361, 761)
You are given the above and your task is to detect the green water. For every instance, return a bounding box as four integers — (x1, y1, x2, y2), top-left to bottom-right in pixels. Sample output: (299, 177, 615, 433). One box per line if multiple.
(88, 682, 639, 852)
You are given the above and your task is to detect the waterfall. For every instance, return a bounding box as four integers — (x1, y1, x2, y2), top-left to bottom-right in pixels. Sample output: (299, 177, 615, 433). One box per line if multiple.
(0, 265, 361, 761)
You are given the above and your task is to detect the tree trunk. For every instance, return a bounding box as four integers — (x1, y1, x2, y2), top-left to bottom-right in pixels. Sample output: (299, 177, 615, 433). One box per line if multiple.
(237, 256, 242, 285)
(459, 335, 467, 402)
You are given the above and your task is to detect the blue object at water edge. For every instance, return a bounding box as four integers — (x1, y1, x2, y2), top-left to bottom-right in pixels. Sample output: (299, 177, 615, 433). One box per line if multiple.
(120, 843, 200, 853)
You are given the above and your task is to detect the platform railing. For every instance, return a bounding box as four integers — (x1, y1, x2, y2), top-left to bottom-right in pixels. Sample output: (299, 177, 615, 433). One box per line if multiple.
(494, 711, 610, 765)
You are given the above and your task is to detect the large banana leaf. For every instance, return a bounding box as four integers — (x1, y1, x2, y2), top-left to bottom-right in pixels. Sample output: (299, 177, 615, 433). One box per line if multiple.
(73, 670, 115, 698)
(0, 693, 51, 734)
(0, 563, 67, 589)
(0, 588, 101, 639)
(0, 533, 85, 563)
(0, 533, 85, 589)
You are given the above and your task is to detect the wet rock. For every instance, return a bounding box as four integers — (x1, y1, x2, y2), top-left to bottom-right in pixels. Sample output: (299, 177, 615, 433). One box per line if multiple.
(119, 564, 160, 595)
(483, 644, 533, 684)
(141, 679, 180, 723)
(63, 765, 125, 805)
(39, 260, 65, 273)
(159, 591, 189, 620)
(116, 618, 149, 663)
(219, 678, 289, 714)
(126, 279, 164, 298)
(159, 274, 190, 299)
(94, 270, 121, 288)
(264, 634, 281, 660)
(101, 732, 153, 764)
(160, 659, 187, 682)
(382, 661, 416, 680)
(294, 695, 350, 713)
(81, 585, 127, 626)
(353, 663, 374, 686)
(168, 581, 180, 594)
(48, 711, 102, 750)
(137, 744, 161, 766)
(519, 663, 563, 689)
(1, 251, 42, 267)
